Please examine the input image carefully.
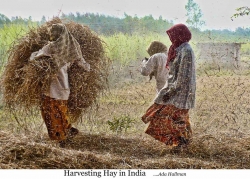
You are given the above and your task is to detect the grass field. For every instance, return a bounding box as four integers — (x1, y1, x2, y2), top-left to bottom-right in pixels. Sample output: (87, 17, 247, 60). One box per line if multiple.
(0, 23, 250, 169)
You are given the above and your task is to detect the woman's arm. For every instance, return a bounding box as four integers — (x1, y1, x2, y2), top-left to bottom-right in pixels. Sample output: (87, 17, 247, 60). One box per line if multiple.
(141, 55, 156, 76)
(29, 44, 52, 61)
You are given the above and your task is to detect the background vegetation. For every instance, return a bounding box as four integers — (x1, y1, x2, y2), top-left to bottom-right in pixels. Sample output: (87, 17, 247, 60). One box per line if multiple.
(0, 3, 250, 169)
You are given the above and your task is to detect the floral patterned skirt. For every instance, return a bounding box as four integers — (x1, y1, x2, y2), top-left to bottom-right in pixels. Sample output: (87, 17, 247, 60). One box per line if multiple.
(41, 95, 72, 141)
(142, 103, 192, 147)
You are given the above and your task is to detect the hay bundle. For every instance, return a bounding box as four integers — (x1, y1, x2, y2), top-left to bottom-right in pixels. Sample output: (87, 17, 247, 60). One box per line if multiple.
(1, 17, 109, 122)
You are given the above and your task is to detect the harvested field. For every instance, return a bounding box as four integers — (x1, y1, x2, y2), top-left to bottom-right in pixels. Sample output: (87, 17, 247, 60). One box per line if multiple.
(0, 130, 249, 169)
(0, 73, 250, 169)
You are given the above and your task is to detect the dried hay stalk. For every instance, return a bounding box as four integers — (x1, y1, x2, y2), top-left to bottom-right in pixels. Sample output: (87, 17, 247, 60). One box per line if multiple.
(1, 17, 110, 122)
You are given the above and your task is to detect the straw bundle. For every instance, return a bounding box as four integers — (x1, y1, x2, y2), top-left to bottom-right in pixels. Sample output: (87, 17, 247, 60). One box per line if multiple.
(1, 17, 109, 122)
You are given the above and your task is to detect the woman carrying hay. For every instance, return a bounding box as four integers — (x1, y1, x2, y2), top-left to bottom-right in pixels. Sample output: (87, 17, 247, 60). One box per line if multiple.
(141, 24, 196, 152)
(30, 23, 90, 146)
(141, 41, 169, 93)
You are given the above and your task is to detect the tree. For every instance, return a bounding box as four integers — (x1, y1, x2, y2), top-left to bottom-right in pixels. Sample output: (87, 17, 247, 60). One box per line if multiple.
(40, 16, 46, 24)
(0, 13, 11, 27)
(231, 6, 250, 20)
(185, 0, 205, 29)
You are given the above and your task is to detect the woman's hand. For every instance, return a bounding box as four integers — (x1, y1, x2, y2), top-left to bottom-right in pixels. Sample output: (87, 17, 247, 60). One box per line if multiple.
(76, 60, 90, 72)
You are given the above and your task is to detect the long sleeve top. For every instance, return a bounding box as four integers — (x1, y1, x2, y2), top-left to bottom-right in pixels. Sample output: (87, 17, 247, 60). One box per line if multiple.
(154, 42, 196, 109)
(46, 62, 71, 100)
(141, 52, 169, 93)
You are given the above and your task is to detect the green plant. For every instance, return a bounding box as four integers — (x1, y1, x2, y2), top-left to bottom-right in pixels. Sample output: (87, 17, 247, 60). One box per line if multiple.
(107, 115, 135, 133)
(231, 6, 250, 19)
(0, 23, 36, 72)
(101, 32, 170, 66)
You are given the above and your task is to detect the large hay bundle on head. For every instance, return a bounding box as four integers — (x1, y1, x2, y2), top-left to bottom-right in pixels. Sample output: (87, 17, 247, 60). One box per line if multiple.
(1, 17, 109, 122)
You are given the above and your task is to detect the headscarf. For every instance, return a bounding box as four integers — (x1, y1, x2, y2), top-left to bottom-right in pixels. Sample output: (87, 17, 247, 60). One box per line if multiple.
(147, 41, 168, 56)
(30, 23, 90, 71)
(166, 24, 192, 68)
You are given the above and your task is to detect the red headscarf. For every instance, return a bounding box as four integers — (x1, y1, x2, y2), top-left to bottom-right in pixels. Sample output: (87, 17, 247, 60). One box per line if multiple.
(166, 24, 192, 68)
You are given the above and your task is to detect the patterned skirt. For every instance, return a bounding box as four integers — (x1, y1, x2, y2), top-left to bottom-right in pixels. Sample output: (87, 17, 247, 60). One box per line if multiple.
(142, 103, 192, 147)
(41, 95, 72, 141)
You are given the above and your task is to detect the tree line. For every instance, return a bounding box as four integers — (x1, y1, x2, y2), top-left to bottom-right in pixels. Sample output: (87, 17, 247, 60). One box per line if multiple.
(0, 12, 249, 40)
(60, 12, 174, 35)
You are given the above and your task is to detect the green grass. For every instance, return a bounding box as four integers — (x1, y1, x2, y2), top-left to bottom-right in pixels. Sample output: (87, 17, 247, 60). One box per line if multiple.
(241, 43, 250, 55)
(101, 32, 170, 65)
(0, 23, 37, 72)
